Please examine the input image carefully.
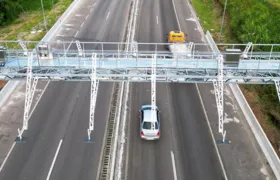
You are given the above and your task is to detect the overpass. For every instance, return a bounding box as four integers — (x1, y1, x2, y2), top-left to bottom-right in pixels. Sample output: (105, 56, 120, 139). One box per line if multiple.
(1, 31, 280, 142)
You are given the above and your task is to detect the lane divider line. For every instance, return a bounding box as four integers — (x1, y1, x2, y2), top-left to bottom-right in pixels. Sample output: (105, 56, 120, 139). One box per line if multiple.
(0, 81, 50, 173)
(81, 22, 85, 27)
(46, 139, 63, 180)
(0, 142, 16, 172)
(171, 0, 181, 31)
(171, 151, 178, 180)
(106, 12, 110, 20)
(75, 31, 79, 37)
(156, 16, 158, 24)
(195, 84, 228, 180)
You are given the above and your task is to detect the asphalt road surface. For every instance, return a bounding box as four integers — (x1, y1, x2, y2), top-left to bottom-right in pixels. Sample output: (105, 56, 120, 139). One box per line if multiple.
(0, 0, 130, 179)
(125, 0, 225, 179)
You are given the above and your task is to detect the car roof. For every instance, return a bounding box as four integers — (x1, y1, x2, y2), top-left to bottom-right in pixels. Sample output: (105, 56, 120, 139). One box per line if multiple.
(143, 109, 158, 122)
(141, 104, 158, 110)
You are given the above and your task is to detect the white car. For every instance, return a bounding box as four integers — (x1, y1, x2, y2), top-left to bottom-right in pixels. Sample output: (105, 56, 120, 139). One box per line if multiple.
(139, 105, 160, 140)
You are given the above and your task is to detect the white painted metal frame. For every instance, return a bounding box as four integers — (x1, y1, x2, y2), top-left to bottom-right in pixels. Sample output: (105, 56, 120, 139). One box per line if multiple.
(206, 31, 226, 137)
(242, 42, 252, 59)
(213, 54, 224, 134)
(18, 39, 28, 55)
(151, 54, 156, 130)
(87, 53, 99, 140)
(76, 40, 83, 56)
(18, 52, 38, 140)
(275, 80, 280, 102)
(186, 42, 194, 56)
(131, 40, 138, 56)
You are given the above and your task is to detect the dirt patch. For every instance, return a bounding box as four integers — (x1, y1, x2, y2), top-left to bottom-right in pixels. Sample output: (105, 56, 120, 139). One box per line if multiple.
(240, 86, 280, 157)
(0, 80, 7, 91)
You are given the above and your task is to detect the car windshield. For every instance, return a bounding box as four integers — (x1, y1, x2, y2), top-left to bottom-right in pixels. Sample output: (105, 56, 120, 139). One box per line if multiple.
(143, 122, 158, 130)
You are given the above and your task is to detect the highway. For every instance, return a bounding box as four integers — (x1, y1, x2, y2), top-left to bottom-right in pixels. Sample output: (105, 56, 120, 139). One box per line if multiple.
(0, 0, 130, 179)
(125, 0, 224, 179)
(0, 0, 275, 179)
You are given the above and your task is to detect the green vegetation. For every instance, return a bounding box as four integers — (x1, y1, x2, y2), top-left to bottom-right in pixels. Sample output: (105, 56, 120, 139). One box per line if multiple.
(0, 0, 72, 43)
(0, 0, 72, 86)
(192, 0, 280, 153)
(0, 0, 56, 26)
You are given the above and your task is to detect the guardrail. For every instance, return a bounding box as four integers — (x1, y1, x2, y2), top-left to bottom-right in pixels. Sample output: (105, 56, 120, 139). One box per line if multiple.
(229, 84, 280, 179)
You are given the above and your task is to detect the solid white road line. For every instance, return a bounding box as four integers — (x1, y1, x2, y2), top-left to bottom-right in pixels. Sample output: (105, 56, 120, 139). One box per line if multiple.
(0, 81, 50, 173)
(29, 81, 50, 120)
(0, 142, 16, 172)
(81, 22, 85, 27)
(156, 16, 159, 24)
(94, 2, 96, 6)
(86, 14, 89, 19)
(195, 84, 228, 180)
(171, 0, 181, 31)
(46, 139, 63, 180)
(106, 12, 110, 20)
(171, 151, 178, 180)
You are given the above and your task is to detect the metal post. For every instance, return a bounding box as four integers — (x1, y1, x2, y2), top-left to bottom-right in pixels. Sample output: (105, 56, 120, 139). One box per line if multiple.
(187, 42, 194, 57)
(213, 55, 224, 134)
(151, 54, 156, 130)
(102, 43, 104, 58)
(269, 45, 274, 60)
(18, 39, 28, 56)
(40, 0, 47, 30)
(76, 40, 83, 56)
(17, 52, 38, 141)
(83, 42, 85, 57)
(275, 80, 280, 102)
(87, 53, 99, 141)
(241, 42, 252, 59)
(218, 0, 228, 43)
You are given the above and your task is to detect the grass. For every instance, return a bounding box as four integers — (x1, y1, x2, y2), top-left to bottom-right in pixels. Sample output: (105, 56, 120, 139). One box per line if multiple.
(0, 0, 72, 88)
(0, 0, 72, 49)
(192, 0, 280, 156)
(191, 0, 235, 42)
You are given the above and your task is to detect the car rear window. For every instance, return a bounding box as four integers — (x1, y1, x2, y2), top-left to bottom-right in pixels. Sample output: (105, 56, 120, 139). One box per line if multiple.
(143, 122, 158, 129)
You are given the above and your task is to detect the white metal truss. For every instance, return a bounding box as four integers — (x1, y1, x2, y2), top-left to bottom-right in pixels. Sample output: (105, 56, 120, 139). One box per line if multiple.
(213, 55, 224, 134)
(18, 39, 28, 55)
(18, 52, 38, 140)
(275, 80, 280, 102)
(241, 42, 252, 59)
(205, 31, 220, 55)
(87, 53, 99, 141)
(76, 40, 83, 56)
(206, 31, 226, 137)
(186, 42, 194, 57)
(151, 54, 156, 130)
(131, 41, 138, 56)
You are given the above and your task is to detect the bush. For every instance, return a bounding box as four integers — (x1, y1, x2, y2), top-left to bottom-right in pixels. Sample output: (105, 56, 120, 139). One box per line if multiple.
(0, 0, 56, 26)
(223, 0, 280, 48)
(218, 0, 280, 126)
